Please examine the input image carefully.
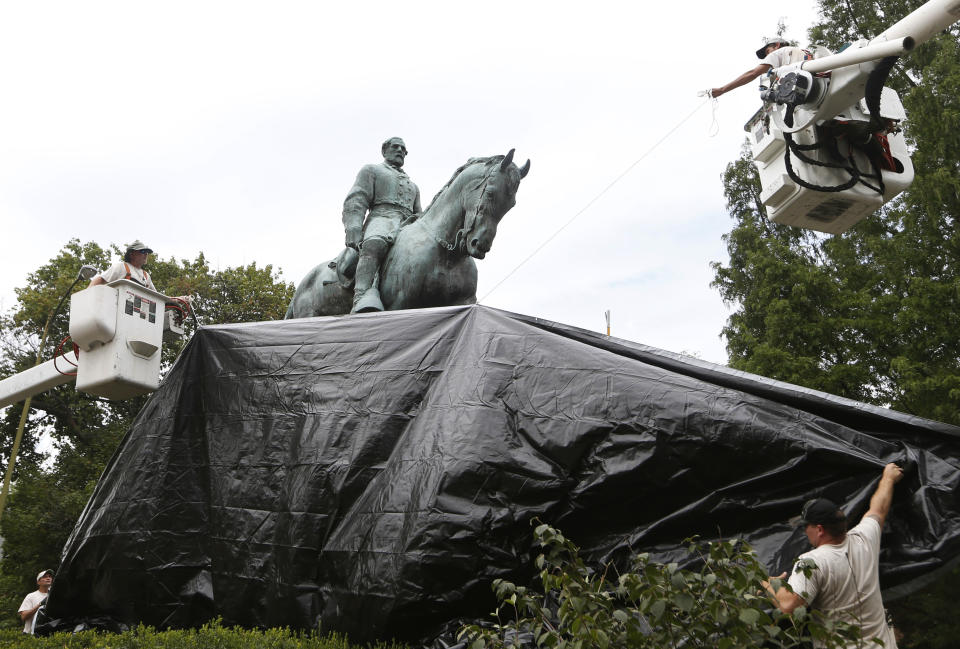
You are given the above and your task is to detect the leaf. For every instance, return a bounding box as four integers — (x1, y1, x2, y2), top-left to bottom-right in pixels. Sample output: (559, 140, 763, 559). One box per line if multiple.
(739, 607, 760, 626)
(671, 572, 686, 589)
(674, 593, 694, 612)
(649, 599, 667, 620)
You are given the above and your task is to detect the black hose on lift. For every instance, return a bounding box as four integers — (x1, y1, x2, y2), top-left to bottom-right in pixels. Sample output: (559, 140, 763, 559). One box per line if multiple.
(780, 55, 900, 196)
(865, 56, 900, 132)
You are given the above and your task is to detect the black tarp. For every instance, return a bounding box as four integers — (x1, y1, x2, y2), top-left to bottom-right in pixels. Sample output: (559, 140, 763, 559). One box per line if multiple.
(42, 305, 960, 642)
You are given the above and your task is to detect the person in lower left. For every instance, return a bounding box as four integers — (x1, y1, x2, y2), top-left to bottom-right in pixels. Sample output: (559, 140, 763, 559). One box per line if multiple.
(18, 569, 53, 634)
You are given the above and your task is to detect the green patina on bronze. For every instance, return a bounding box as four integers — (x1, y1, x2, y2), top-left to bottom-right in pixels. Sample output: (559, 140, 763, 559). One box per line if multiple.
(285, 141, 529, 319)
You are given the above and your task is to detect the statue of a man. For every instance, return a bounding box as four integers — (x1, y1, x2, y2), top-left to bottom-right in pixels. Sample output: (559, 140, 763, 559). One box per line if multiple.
(342, 137, 422, 313)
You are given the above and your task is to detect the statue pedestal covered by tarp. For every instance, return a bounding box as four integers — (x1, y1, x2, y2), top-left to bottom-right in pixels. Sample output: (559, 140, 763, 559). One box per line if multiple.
(41, 306, 960, 642)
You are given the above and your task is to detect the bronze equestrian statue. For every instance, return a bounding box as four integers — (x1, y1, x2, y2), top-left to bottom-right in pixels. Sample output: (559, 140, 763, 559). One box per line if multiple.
(285, 144, 529, 318)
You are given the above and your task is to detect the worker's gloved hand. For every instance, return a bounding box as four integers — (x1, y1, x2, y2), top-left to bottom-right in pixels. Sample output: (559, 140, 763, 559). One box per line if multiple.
(345, 227, 362, 250)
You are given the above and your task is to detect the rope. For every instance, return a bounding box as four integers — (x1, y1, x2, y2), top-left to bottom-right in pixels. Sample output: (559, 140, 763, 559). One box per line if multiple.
(480, 97, 712, 302)
(698, 89, 721, 137)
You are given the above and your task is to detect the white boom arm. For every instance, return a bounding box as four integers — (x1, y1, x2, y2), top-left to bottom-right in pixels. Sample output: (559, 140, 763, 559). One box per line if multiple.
(800, 37, 915, 75)
(0, 358, 76, 409)
(874, 0, 960, 47)
(794, 0, 960, 77)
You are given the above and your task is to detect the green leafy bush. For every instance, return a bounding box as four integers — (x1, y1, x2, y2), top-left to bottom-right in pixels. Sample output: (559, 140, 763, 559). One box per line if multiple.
(0, 619, 408, 649)
(460, 523, 862, 649)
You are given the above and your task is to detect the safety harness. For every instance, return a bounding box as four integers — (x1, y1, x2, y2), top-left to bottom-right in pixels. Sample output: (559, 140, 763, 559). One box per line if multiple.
(123, 262, 152, 288)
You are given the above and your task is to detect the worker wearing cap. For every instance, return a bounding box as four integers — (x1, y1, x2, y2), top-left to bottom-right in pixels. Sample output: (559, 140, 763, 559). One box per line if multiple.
(710, 37, 813, 98)
(18, 569, 53, 634)
(89, 240, 157, 291)
(763, 463, 904, 648)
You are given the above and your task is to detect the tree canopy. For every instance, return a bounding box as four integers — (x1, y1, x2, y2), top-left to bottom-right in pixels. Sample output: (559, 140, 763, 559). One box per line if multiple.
(0, 240, 294, 628)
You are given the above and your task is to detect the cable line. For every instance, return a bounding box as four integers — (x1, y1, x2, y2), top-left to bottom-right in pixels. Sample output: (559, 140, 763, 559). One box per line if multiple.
(481, 97, 713, 302)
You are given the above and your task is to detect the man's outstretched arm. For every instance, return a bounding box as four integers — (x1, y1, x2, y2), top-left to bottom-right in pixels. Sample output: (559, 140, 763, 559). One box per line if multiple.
(864, 463, 904, 528)
(711, 63, 771, 98)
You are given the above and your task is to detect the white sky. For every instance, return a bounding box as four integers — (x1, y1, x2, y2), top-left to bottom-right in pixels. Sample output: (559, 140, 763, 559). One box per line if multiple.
(0, 0, 822, 365)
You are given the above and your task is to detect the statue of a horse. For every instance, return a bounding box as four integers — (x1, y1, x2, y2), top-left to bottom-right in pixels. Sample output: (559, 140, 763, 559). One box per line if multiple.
(285, 150, 529, 318)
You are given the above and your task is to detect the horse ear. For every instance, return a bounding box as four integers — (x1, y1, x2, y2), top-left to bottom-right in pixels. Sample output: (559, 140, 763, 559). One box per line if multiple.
(519, 159, 530, 179)
(500, 149, 515, 171)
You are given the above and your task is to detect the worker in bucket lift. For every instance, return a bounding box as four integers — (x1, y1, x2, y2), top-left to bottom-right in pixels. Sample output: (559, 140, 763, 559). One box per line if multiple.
(89, 240, 193, 312)
(710, 37, 813, 98)
(89, 240, 158, 291)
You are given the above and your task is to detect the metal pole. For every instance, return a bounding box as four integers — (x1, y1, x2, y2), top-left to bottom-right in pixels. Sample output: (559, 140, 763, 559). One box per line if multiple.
(800, 37, 914, 74)
(0, 317, 52, 522)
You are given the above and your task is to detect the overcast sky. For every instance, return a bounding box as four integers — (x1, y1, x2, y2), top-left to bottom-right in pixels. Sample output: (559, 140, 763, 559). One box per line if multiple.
(0, 1, 822, 365)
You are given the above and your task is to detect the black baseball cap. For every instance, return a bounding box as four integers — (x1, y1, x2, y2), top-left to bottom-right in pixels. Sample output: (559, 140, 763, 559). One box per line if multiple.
(791, 498, 846, 526)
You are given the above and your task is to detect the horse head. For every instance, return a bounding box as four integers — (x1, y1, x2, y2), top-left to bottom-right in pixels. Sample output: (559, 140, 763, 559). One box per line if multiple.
(460, 149, 530, 259)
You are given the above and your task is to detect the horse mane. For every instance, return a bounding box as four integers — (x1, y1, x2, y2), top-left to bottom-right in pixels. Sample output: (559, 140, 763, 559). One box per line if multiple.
(424, 155, 505, 214)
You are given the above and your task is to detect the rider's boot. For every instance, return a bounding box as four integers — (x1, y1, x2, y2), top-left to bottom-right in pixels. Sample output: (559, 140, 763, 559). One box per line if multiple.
(351, 239, 386, 314)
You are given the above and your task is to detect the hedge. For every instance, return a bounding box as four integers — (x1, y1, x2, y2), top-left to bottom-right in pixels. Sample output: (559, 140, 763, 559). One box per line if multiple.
(0, 620, 410, 649)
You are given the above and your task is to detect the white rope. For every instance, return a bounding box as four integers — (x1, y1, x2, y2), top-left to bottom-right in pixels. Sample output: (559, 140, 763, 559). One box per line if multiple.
(697, 89, 721, 137)
(480, 96, 714, 302)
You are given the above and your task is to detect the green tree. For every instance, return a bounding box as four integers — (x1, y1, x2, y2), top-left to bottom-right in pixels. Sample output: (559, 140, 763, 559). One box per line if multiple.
(0, 240, 294, 628)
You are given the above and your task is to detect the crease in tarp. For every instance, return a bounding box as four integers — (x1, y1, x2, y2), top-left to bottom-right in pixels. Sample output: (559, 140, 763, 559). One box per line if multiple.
(39, 304, 960, 644)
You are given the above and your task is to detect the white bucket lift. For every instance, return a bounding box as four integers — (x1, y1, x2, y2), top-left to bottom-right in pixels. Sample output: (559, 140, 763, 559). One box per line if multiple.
(70, 280, 182, 399)
(747, 83, 914, 234)
(745, 0, 960, 234)
(0, 280, 185, 408)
